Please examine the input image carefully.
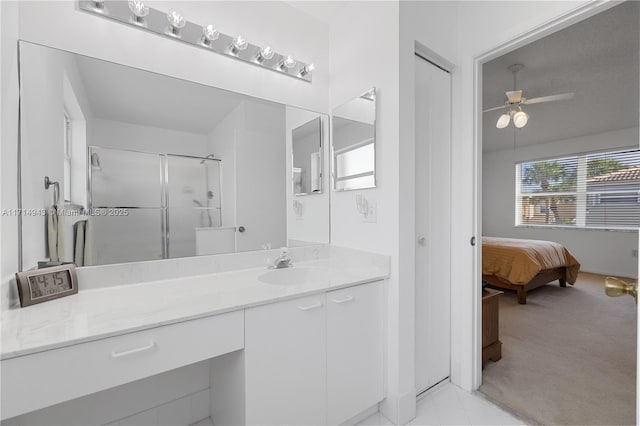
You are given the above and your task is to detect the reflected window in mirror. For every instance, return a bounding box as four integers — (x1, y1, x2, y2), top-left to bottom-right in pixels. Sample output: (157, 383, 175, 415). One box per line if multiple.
(332, 88, 376, 191)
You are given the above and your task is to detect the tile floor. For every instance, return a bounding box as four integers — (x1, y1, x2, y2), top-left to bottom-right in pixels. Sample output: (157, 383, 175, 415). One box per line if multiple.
(359, 383, 525, 426)
(195, 383, 524, 426)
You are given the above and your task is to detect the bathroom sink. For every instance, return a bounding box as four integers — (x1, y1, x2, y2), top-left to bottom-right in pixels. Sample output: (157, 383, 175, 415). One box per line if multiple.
(258, 266, 329, 286)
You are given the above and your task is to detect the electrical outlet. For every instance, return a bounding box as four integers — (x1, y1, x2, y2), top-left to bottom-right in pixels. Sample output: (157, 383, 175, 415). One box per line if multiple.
(363, 201, 377, 223)
(632, 249, 638, 258)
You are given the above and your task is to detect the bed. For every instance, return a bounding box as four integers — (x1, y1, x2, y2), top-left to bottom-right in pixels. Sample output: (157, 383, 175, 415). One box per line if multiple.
(482, 237, 581, 304)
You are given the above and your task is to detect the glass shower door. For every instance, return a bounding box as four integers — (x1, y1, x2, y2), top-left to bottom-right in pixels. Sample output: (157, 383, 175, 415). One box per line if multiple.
(88, 147, 165, 265)
(167, 156, 222, 258)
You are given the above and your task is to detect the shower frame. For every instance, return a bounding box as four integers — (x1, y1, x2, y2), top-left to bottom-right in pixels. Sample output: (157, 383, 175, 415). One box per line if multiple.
(87, 146, 223, 260)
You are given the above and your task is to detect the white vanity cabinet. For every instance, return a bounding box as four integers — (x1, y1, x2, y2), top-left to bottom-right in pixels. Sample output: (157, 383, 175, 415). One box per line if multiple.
(245, 294, 327, 425)
(1, 310, 244, 420)
(243, 280, 384, 425)
(326, 281, 384, 424)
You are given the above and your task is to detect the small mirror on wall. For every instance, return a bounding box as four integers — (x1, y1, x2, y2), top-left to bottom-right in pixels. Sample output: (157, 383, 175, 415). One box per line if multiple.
(332, 88, 376, 191)
(292, 117, 323, 196)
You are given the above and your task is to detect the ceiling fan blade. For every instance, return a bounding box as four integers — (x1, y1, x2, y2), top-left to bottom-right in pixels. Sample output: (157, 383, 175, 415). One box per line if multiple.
(483, 104, 508, 113)
(523, 92, 574, 105)
(506, 90, 522, 103)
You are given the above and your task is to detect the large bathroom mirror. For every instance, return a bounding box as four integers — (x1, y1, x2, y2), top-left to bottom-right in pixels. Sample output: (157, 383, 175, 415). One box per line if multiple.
(332, 87, 376, 191)
(292, 117, 323, 196)
(18, 41, 329, 269)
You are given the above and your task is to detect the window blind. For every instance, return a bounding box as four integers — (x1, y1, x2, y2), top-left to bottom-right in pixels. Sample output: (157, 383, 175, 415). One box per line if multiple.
(516, 148, 640, 230)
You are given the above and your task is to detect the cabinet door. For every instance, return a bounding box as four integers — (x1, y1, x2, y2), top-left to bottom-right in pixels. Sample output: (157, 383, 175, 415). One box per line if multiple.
(327, 281, 384, 424)
(245, 295, 326, 425)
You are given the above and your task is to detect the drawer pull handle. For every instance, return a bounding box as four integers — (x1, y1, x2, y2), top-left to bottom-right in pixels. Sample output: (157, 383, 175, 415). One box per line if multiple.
(298, 302, 323, 311)
(111, 341, 155, 358)
(332, 295, 354, 304)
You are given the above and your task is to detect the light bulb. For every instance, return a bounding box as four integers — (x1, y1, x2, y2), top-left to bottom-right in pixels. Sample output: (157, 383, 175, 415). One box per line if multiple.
(230, 35, 248, 54)
(167, 10, 186, 34)
(256, 46, 275, 63)
(280, 55, 296, 70)
(202, 25, 219, 45)
(513, 109, 529, 128)
(128, 0, 149, 21)
(299, 63, 315, 76)
(496, 112, 511, 129)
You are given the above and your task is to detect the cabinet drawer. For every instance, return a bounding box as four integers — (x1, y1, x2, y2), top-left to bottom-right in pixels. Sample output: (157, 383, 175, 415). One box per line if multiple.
(1, 311, 244, 420)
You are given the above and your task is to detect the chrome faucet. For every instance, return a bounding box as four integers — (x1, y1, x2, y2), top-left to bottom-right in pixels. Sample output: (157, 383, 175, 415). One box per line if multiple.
(270, 247, 292, 269)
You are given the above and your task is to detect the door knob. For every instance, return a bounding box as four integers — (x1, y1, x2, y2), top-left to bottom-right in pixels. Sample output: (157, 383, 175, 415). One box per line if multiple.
(605, 277, 638, 303)
(417, 236, 426, 246)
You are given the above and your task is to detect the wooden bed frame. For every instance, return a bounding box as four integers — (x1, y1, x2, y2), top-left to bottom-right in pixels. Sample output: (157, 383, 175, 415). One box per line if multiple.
(483, 267, 568, 304)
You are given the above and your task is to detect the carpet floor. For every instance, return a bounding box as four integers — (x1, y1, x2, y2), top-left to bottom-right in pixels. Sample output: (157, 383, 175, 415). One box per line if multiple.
(480, 272, 637, 425)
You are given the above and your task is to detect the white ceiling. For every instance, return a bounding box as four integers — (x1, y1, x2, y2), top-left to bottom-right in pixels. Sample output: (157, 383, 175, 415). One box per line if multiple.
(283, 1, 346, 24)
(75, 56, 244, 135)
(482, 1, 639, 153)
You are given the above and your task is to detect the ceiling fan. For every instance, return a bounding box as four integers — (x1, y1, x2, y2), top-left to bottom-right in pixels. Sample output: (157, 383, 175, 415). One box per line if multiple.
(484, 64, 574, 129)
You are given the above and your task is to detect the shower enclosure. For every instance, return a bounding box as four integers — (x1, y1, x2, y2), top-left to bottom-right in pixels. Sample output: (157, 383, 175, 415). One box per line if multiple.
(88, 146, 222, 265)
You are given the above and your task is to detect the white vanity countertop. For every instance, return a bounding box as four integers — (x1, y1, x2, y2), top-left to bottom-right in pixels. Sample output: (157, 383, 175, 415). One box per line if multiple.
(1, 252, 389, 360)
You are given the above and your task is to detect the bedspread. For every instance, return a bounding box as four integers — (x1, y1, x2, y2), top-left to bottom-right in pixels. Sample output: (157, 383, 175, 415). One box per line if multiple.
(482, 237, 580, 285)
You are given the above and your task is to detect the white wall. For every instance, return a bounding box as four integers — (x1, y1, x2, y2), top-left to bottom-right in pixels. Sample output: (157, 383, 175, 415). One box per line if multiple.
(328, 1, 408, 423)
(90, 119, 209, 157)
(208, 107, 240, 230)
(285, 106, 330, 246)
(209, 100, 288, 252)
(329, 2, 461, 423)
(483, 127, 639, 278)
(16, 1, 330, 112)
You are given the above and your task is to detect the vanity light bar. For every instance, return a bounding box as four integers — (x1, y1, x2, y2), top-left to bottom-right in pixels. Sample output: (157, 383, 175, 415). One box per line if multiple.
(78, 0, 314, 83)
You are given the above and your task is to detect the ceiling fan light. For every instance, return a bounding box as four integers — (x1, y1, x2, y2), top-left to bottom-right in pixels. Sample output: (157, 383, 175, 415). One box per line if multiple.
(496, 113, 511, 129)
(513, 110, 529, 128)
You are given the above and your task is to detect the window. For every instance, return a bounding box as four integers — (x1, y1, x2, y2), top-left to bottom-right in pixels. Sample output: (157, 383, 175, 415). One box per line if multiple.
(334, 139, 375, 190)
(516, 148, 640, 230)
(63, 110, 72, 202)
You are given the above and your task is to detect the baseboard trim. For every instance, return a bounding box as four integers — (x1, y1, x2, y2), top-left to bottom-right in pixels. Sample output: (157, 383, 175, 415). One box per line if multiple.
(580, 268, 638, 280)
(416, 377, 450, 401)
(342, 404, 380, 425)
(379, 390, 416, 425)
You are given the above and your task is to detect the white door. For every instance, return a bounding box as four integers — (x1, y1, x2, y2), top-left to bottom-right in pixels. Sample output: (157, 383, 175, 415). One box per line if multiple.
(415, 55, 452, 394)
(235, 102, 287, 252)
